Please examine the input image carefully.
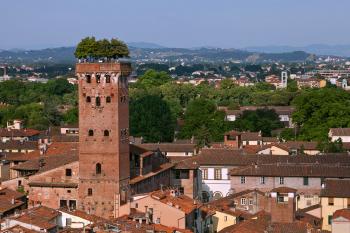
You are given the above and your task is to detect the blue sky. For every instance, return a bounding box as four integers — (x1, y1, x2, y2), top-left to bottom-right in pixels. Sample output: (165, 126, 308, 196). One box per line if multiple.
(1, 0, 349, 49)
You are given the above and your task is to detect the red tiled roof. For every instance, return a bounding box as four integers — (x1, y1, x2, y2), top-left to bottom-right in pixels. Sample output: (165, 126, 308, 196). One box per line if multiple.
(12, 206, 60, 230)
(0, 128, 40, 137)
(12, 154, 78, 173)
(129, 163, 174, 184)
(0, 188, 26, 214)
(1, 225, 40, 233)
(241, 132, 262, 141)
(185, 148, 350, 166)
(329, 128, 350, 136)
(333, 208, 350, 221)
(320, 179, 350, 197)
(270, 187, 297, 193)
(230, 164, 350, 178)
(138, 143, 195, 153)
(150, 189, 201, 214)
(0, 141, 37, 150)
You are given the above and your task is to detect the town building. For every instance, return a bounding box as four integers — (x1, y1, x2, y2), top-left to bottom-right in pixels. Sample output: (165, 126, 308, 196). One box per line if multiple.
(320, 179, 350, 231)
(332, 208, 350, 233)
(129, 189, 202, 231)
(224, 106, 294, 128)
(329, 128, 350, 142)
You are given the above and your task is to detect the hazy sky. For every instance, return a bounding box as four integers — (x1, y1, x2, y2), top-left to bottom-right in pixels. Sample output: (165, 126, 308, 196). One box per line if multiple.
(1, 0, 349, 49)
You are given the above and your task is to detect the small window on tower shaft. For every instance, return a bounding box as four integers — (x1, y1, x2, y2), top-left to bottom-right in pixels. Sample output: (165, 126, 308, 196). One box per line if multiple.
(106, 96, 111, 103)
(86, 75, 91, 83)
(105, 75, 111, 83)
(96, 75, 101, 83)
(104, 130, 109, 137)
(96, 97, 101, 106)
(96, 163, 102, 174)
(88, 129, 94, 136)
(86, 96, 91, 103)
(88, 188, 93, 196)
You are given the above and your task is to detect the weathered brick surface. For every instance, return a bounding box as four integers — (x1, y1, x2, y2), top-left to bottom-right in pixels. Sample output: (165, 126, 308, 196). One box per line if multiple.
(76, 62, 131, 219)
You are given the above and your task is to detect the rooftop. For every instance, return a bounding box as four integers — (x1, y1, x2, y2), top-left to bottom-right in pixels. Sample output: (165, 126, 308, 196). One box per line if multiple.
(320, 179, 350, 197)
(230, 163, 350, 178)
(150, 189, 201, 214)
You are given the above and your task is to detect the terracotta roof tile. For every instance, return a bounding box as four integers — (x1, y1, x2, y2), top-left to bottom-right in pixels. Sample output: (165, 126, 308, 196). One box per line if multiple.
(230, 164, 350, 178)
(138, 143, 195, 153)
(320, 179, 350, 197)
(0, 141, 37, 150)
(0, 128, 40, 137)
(329, 128, 350, 136)
(12, 206, 60, 230)
(333, 208, 350, 221)
(150, 189, 201, 214)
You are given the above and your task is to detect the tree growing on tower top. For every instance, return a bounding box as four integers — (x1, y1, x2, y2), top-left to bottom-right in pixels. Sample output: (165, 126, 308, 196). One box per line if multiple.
(74, 37, 129, 61)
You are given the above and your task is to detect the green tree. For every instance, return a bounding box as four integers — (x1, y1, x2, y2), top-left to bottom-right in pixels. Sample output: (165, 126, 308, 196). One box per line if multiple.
(317, 138, 344, 153)
(130, 95, 174, 142)
(179, 98, 230, 142)
(233, 108, 283, 136)
(292, 88, 350, 140)
(74, 36, 97, 59)
(137, 69, 171, 89)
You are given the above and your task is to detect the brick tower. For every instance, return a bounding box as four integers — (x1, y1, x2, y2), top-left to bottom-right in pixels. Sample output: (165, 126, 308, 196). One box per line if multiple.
(76, 62, 132, 219)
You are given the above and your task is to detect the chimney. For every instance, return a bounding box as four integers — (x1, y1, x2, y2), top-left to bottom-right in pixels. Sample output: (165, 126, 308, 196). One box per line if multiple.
(11, 198, 15, 205)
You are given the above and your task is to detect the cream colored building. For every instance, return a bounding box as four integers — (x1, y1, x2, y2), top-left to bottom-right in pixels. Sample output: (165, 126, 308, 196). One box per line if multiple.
(212, 210, 238, 232)
(320, 179, 350, 231)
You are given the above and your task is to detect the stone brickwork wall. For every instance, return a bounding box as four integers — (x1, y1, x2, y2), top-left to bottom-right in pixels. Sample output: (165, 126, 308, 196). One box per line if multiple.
(76, 62, 132, 219)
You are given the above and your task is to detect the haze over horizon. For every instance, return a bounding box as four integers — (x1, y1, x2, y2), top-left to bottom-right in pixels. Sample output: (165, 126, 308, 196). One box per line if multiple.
(1, 0, 349, 50)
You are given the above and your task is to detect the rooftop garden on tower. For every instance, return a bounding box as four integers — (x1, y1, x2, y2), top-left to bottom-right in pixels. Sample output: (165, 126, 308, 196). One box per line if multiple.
(74, 37, 129, 62)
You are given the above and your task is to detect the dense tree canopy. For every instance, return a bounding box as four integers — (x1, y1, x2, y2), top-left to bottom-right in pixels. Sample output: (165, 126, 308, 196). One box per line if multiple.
(179, 98, 231, 145)
(130, 95, 174, 142)
(0, 79, 77, 129)
(292, 87, 350, 141)
(135, 69, 172, 88)
(233, 109, 283, 136)
(74, 37, 129, 60)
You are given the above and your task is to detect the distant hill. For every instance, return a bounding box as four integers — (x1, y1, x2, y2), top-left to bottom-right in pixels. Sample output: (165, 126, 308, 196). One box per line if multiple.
(0, 46, 315, 64)
(128, 42, 165, 49)
(245, 44, 350, 57)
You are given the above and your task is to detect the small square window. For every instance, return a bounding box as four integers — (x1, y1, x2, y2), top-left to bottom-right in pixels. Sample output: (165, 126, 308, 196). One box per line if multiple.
(279, 177, 284, 185)
(65, 169, 72, 177)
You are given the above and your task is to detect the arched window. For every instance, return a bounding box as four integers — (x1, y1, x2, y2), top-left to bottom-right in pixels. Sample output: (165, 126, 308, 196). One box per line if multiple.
(105, 75, 111, 83)
(106, 96, 111, 103)
(213, 191, 223, 200)
(88, 188, 92, 196)
(96, 74, 101, 83)
(88, 129, 94, 136)
(95, 97, 101, 106)
(86, 75, 91, 83)
(104, 130, 109, 137)
(86, 96, 91, 103)
(96, 163, 102, 174)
